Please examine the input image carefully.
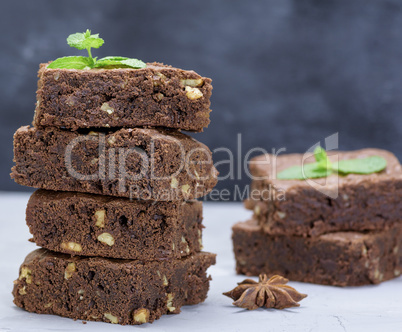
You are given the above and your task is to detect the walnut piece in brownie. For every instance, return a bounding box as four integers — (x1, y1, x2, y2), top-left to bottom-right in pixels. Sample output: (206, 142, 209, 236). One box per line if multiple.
(233, 219, 402, 286)
(34, 62, 212, 131)
(246, 149, 402, 236)
(13, 249, 216, 325)
(11, 126, 218, 200)
(27, 190, 204, 260)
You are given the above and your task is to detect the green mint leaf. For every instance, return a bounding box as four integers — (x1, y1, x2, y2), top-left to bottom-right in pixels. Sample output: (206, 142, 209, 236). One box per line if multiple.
(66, 32, 87, 50)
(47, 56, 92, 69)
(314, 146, 327, 164)
(120, 58, 147, 68)
(314, 146, 332, 170)
(95, 56, 146, 69)
(50, 30, 146, 70)
(277, 152, 388, 180)
(67, 29, 104, 50)
(333, 156, 387, 174)
(277, 163, 333, 180)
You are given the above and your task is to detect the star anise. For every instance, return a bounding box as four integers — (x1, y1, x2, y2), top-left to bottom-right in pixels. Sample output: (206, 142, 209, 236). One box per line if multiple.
(223, 274, 307, 310)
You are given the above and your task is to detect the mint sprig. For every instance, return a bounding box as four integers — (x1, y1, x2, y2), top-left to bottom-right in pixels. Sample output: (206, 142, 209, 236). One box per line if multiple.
(47, 29, 146, 70)
(277, 147, 387, 180)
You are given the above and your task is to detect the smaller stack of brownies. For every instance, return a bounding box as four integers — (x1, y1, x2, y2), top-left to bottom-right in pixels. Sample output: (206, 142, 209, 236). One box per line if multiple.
(11, 62, 218, 324)
(233, 149, 402, 286)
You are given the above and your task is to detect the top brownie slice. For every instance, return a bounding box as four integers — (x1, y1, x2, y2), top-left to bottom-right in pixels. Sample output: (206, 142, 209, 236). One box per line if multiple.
(34, 62, 212, 132)
(246, 149, 402, 236)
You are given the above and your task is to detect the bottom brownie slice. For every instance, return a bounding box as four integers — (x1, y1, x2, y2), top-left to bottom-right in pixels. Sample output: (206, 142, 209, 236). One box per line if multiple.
(233, 219, 402, 286)
(13, 249, 216, 325)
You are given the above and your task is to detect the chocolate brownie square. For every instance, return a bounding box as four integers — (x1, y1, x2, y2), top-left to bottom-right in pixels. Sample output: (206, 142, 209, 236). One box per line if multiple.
(13, 249, 216, 325)
(34, 62, 212, 131)
(233, 219, 402, 286)
(26, 190, 203, 260)
(11, 126, 218, 200)
(246, 149, 402, 236)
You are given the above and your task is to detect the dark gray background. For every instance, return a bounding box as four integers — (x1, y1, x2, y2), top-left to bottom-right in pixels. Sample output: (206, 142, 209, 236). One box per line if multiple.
(1, 0, 401, 198)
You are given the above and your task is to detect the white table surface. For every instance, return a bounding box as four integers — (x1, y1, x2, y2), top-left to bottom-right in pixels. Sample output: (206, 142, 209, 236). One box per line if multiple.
(0, 192, 401, 332)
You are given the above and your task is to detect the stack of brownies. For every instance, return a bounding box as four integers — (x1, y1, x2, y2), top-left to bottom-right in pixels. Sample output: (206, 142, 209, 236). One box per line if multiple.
(11, 63, 218, 324)
(233, 149, 402, 286)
